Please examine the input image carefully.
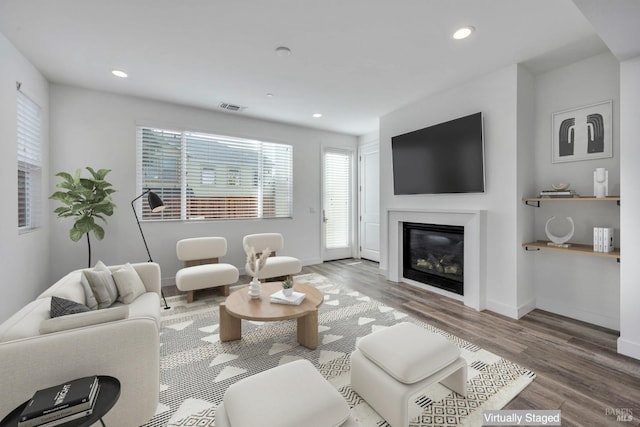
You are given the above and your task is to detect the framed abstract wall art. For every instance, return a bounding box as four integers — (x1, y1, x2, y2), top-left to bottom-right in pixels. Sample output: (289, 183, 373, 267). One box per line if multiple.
(551, 100, 612, 163)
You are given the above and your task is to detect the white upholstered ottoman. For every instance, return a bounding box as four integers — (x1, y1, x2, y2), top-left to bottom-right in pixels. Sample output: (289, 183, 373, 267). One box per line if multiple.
(215, 359, 352, 427)
(351, 322, 467, 427)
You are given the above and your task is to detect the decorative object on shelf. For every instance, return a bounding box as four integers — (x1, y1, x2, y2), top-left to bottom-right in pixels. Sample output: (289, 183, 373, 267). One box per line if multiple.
(545, 216, 575, 247)
(245, 246, 271, 299)
(539, 189, 578, 198)
(593, 227, 615, 253)
(50, 167, 116, 268)
(131, 189, 170, 309)
(551, 100, 612, 163)
(551, 183, 570, 191)
(594, 167, 609, 198)
(282, 278, 294, 297)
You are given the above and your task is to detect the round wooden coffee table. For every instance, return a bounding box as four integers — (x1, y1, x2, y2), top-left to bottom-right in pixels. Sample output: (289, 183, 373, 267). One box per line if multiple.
(219, 282, 323, 349)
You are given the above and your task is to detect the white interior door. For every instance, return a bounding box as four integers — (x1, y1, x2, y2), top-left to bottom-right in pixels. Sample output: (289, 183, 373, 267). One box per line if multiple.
(322, 148, 352, 261)
(359, 142, 380, 261)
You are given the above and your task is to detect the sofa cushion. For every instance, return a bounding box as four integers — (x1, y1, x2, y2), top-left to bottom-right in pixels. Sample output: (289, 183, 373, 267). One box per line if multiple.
(112, 263, 146, 304)
(50, 296, 90, 318)
(39, 306, 129, 334)
(0, 299, 51, 342)
(114, 292, 161, 327)
(83, 261, 119, 308)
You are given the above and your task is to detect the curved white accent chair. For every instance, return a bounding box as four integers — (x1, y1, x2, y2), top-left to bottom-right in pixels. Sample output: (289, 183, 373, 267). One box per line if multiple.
(242, 233, 301, 281)
(176, 237, 239, 303)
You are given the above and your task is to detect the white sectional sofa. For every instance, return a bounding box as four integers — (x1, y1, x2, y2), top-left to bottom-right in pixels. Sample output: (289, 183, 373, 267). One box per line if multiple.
(0, 262, 162, 426)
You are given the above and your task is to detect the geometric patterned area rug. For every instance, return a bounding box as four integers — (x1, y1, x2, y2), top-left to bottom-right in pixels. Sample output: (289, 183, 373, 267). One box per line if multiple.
(141, 273, 535, 427)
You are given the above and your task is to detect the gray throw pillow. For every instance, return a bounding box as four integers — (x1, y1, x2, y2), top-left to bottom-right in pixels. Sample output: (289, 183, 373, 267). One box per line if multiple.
(50, 296, 90, 318)
(80, 273, 99, 310)
(83, 268, 119, 309)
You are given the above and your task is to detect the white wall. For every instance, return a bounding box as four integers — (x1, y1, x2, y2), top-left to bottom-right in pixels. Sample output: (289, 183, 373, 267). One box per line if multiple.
(619, 55, 640, 359)
(380, 65, 529, 318)
(532, 52, 621, 329)
(0, 33, 50, 322)
(48, 85, 357, 285)
(516, 65, 537, 314)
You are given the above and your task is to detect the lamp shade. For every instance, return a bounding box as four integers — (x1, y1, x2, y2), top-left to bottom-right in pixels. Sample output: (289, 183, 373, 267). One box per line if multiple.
(148, 191, 166, 213)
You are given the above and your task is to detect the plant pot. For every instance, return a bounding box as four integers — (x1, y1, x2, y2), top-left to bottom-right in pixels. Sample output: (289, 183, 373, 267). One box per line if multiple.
(282, 288, 293, 297)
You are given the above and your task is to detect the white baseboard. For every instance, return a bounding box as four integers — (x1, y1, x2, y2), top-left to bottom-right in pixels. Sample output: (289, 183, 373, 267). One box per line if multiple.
(485, 299, 519, 319)
(517, 299, 536, 319)
(536, 296, 619, 330)
(617, 337, 640, 361)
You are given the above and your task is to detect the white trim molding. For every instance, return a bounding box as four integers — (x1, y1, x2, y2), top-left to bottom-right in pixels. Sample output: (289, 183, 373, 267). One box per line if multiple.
(387, 208, 486, 311)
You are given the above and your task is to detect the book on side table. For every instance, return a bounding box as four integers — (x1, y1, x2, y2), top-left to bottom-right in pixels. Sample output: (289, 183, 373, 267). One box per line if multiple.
(18, 376, 99, 427)
(270, 290, 306, 305)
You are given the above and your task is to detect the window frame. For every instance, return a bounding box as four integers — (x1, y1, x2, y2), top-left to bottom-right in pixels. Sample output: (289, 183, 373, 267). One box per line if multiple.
(17, 87, 42, 233)
(136, 126, 293, 222)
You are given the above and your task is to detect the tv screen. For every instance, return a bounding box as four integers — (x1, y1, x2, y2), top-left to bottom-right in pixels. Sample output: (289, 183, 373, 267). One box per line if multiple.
(392, 112, 485, 195)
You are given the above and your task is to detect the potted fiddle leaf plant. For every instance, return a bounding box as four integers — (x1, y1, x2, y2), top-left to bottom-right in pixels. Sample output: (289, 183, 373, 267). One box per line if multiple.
(50, 167, 116, 267)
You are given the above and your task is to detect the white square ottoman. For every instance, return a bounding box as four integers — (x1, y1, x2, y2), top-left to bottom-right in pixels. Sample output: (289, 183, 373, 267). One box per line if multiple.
(215, 359, 351, 427)
(351, 322, 467, 427)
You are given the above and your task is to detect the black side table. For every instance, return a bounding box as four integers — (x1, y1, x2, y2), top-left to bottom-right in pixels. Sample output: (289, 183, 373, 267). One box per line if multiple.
(0, 376, 121, 427)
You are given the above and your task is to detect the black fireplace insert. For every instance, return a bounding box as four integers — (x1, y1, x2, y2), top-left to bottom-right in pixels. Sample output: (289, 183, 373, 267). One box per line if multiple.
(402, 222, 464, 295)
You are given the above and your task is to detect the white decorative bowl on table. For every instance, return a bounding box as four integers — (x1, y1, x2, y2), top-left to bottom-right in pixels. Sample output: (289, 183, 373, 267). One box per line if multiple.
(551, 183, 570, 191)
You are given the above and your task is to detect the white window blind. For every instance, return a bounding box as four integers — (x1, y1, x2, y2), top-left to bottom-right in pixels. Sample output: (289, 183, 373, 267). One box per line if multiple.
(137, 127, 292, 221)
(17, 88, 42, 232)
(324, 150, 351, 248)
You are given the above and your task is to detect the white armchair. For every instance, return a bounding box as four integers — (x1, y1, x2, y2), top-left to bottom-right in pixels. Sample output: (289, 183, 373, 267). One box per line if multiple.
(242, 233, 301, 281)
(176, 237, 239, 302)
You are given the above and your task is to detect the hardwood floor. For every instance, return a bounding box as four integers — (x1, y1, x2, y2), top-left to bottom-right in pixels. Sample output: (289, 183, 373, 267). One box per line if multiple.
(164, 259, 640, 426)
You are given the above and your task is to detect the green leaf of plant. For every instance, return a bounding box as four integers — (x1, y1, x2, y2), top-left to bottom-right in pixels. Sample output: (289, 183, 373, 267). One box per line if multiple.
(93, 223, 105, 240)
(70, 227, 84, 242)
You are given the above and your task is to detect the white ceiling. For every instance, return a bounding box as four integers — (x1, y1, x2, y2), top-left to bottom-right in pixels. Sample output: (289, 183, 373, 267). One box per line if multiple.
(0, 0, 612, 136)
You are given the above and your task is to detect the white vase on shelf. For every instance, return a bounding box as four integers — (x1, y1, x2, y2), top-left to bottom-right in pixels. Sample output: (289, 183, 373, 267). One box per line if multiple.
(594, 168, 608, 198)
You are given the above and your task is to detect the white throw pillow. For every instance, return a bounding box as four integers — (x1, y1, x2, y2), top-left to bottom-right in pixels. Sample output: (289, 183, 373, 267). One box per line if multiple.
(112, 263, 147, 304)
(83, 260, 119, 309)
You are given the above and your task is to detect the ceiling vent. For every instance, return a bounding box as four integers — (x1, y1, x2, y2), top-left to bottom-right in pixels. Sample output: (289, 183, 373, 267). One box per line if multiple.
(219, 102, 246, 112)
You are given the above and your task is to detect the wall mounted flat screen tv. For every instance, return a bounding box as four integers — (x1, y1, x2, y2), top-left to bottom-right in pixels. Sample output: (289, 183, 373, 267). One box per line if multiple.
(392, 112, 485, 195)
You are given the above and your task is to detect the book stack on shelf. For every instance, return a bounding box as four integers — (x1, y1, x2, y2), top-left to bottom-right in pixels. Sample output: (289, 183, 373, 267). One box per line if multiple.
(18, 376, 100, 427)
(270, 289, 306, 306)
(593, 227, 615, 253)
(539, 189, 579, 198)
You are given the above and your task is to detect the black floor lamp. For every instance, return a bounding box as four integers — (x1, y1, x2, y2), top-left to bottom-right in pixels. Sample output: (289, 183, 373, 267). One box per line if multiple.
(132, 189, 170, 310)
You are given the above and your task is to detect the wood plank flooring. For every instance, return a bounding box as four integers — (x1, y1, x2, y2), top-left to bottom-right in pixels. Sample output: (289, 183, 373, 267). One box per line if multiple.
(164, 258, 640, 426)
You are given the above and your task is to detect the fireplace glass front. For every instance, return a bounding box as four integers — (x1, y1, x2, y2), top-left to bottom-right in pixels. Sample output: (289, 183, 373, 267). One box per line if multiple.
(402, 222, 464, 295)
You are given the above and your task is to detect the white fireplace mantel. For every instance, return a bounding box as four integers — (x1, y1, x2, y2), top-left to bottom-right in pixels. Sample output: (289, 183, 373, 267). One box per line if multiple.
(387, 208, 486, 311)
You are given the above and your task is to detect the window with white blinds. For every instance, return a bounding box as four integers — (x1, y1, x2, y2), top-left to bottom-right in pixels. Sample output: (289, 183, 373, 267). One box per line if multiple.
(17, 89, 42, 232)
(324, 150, 351, 249)
(137, 127, 292, 221)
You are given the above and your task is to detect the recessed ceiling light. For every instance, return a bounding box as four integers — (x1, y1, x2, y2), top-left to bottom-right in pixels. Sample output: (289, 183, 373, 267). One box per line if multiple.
(453, 26, 475, 40)
(266, 93, 274, 98)
(111, 69, 128, 78)
(312, 113, 323, 118)
(275, 46, 292, 57)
